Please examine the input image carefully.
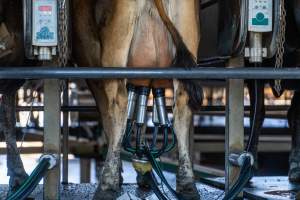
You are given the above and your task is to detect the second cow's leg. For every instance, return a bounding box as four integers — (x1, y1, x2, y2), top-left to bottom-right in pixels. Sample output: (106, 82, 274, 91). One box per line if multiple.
(173, 80, 200, 200)
(288, 91, 300, 183)
(0, 91, 28, 193)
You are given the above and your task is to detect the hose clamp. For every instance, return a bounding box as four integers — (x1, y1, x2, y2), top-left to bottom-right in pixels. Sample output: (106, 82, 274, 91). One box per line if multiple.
(39, 154, 58, 170)
(229, 152, 254, 167)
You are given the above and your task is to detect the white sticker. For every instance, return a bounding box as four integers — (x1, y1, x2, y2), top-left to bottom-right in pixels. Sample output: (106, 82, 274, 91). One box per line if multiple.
(32, 0, 58, 46)
(248, 0, 273, 32)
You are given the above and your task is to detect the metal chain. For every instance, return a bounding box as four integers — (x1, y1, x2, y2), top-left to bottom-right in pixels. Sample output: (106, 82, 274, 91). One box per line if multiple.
(58, 0, 69, 67)
(274, 0, 286, 96)
(58, 0, 69, 93)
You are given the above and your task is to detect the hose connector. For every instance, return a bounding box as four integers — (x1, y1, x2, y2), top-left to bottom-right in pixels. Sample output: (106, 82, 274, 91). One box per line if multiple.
(132, 155, 152, 175)
(153, 88, 169, 126)
(127, 84, 138, 120)
(39, 154, 58, 170)
(229, 152, 254, 167)
(136, 86, 150, 126)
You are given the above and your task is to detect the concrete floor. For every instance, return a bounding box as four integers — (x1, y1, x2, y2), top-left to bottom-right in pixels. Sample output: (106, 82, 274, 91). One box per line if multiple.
(0, 183, 224, 200)
(0, 154, 224, 199)
(2, 155, 299, 199)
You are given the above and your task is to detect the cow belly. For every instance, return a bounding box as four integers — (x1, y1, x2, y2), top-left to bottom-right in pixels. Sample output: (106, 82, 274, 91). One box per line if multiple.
(127, 0, 174, 87)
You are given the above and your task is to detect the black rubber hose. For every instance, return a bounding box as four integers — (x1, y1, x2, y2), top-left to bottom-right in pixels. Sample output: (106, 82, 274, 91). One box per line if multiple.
(144, 147, 184, 200)
(122, 121, 136, 153)
(6, 158, 50, 200)
(246, 79, 259, 152)
(150, 125, 159, 150)
(136, 127, 142, 156)
(164, 126, 177, 153)
(154, 127, 169, 158)
(223, 157, 253, 200)
(144, 172, 168, 200)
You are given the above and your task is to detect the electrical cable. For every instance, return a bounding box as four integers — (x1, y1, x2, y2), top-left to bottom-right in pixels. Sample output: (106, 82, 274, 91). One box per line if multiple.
(223, 63, 262, 199)
(223, 158, 253, 200)
(246, 63, 261, 152)
(246, 79, 259, 152)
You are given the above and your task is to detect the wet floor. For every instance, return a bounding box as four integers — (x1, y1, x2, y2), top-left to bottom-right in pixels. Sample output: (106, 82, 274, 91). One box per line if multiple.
(208, 176, 300, 200)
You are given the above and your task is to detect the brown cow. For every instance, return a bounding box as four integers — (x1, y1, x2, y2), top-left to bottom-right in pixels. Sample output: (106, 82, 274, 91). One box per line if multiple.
(73, 0, 202, 199)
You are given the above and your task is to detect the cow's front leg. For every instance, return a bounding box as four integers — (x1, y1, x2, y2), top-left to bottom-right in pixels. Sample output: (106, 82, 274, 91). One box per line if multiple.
(173, 80, 200, 200)
(0, 91, 28, 193)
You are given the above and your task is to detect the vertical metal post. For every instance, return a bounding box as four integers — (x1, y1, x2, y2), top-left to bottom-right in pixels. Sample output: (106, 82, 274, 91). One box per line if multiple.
(44, 79, 61, 200)
(225, 57, 245, 193)
(62, 80, 69, 184)
(80, 158, 91, 183)
(189, 115, 195, 163)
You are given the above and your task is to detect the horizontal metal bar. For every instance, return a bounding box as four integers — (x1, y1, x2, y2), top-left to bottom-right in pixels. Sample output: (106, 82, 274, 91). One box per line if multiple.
(16, 106, 97, 112)
(16, 105, 289, 112)
(0, 67, 300, 79)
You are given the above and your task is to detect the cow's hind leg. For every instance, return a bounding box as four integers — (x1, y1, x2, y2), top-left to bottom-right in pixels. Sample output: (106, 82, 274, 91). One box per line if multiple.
(90, 1, 137, 198)
(169, 0, 200, 198)
(88, 80, 127, 200)
(0, 91, 28, 193)
(173, 80, 200, 200)
(288, 91, 300, 183)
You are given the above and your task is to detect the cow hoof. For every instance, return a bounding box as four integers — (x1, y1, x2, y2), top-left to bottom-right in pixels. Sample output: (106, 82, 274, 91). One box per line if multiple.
(93, 189, 120, 200)
(177, 182, 200, 200)
(136, 173, 151, 190)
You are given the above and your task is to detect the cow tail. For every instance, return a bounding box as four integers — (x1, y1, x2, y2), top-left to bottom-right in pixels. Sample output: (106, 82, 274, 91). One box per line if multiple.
(153, 0, 203, 110)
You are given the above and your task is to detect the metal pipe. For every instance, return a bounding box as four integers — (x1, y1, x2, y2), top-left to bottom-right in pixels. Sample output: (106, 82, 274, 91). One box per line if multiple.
(15, 105, 290, 112)
(136, 87, 150, 125)
(0, 67, 300, 79)
(152, 100, 160, 125)
(153, 89, 169, 126)
(62, 80, 69, 184)
(249, 32, 263, 63)
(127, 85, 138, 120)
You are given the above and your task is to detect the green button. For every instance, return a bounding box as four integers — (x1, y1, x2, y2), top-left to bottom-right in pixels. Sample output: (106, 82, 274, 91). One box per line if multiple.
(256, 12, 265, 21)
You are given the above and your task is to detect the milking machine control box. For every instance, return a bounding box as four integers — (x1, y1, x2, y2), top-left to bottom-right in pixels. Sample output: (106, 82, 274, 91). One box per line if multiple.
(248, 0, 273, 32)
(32, 0, 58, 47)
